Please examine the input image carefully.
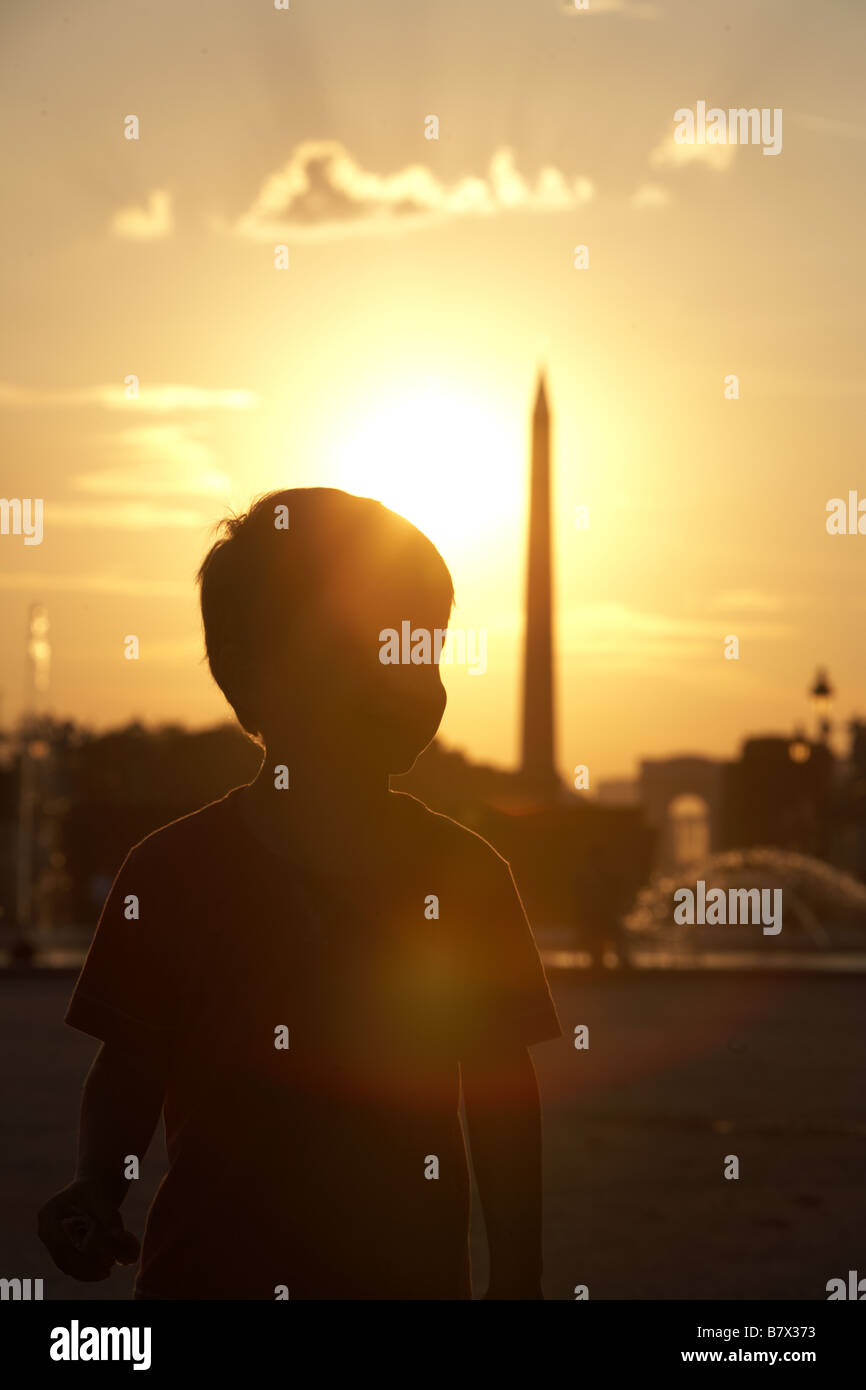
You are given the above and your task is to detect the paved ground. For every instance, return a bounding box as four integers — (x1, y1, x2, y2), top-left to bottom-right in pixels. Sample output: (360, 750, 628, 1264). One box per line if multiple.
(2, 970, 864, 1300)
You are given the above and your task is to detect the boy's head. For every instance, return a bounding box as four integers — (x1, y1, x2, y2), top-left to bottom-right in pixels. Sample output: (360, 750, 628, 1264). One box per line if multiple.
(197, 487, 454, 774)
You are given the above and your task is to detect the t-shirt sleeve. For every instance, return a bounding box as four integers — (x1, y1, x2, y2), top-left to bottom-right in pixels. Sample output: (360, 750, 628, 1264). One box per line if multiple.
(455, 842, 563, 1057)
(65, 839, 191, 1075)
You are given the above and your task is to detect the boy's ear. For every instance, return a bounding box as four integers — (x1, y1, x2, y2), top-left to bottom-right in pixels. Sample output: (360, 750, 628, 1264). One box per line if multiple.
(218, 641, 263, 717)
(216, 640, 243, 691)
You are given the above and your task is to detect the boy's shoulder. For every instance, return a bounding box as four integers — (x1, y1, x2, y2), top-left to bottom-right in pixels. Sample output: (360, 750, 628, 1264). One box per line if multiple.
(120, 785, 242, 876)
(389, 790, 512, 880)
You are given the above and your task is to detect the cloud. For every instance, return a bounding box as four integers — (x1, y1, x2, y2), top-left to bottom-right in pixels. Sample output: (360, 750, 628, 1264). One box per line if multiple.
(788, 111, 866, 142)
(630, 182, 670, 209)
(0, 571, 190, 598)
(0, 383, 258, 411)
(73, 424, 232, 498)
(558, 602, 790, 659)
(711, 590, 784, 615)
(231, 142, 594, 240)
(47, 501, 210, 530)
(745, 372, 866, 399)
(110, 190, 173, 239)
(649, 131, 735, 172)
(559, 0, 661, 16)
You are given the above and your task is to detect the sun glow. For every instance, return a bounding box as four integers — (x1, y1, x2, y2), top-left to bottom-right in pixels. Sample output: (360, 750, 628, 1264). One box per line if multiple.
(329, 381, 523, 557)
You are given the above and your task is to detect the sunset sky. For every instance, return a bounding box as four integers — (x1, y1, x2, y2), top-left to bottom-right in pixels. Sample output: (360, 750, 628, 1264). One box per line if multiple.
(2, 0, 865, 783)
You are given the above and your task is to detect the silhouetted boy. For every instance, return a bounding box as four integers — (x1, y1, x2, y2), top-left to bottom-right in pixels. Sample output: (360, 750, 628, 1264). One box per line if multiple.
(38, 488, 562, 1299)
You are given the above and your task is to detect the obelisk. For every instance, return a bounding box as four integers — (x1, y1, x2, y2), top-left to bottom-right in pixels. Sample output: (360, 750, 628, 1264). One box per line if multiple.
(520, 371, 557, 788)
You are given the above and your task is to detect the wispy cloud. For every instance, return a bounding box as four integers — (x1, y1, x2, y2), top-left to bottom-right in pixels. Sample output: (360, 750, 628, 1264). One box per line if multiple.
(0, 571, 190, 598)
(559, 0, 661, 17)
(630, 182, 670, 209)
(73, 424, 231, 498)
(788, 111, 866, 142)
(712, 590, 784, 615)
(649, 132, 734, 172)
(230, 142, 594, 240)
(48, 502, 210, 530)
(745, 372, 866, 399)
(110, 189, 173, 239)
(558, 602, 790, 659)
(0, 383, 258, 412)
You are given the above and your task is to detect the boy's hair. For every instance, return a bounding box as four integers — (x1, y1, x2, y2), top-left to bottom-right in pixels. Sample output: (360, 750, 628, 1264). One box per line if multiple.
(196, 487, 454, 740)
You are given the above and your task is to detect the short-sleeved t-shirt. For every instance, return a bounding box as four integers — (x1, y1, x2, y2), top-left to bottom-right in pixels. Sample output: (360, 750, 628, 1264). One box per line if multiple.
(65, 784, 562, 1299)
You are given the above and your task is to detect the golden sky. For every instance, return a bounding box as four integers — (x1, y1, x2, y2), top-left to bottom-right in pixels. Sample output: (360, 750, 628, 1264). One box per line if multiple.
(1, 0, 865, 783)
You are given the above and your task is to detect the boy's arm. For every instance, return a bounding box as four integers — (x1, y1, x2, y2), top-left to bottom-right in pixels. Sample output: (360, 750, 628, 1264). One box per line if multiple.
(38, 1042, 165, 1281)
(75, 1041, 165, 1200)
(460, 1041, 545, 1299)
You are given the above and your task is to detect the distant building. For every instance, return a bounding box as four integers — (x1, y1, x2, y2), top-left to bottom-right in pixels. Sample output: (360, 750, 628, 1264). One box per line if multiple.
(719, 735, 835, 861)
(836, 719, 866, 878)
(639, 756, 724, 872)
(635, 671, 866, 880)
(596, 779, 641, 807)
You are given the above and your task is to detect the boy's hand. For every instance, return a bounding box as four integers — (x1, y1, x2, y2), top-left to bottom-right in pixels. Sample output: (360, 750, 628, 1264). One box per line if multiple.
(37, 1179, 140, 1281)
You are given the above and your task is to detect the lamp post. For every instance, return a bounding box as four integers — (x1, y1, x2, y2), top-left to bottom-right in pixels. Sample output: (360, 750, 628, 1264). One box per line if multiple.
(808, 669, 836, 860)
(810, 668, 833, 746)
(13, 605, 50, 965)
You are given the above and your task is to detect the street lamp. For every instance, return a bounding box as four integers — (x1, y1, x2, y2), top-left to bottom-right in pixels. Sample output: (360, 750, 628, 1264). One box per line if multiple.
(810, 668, 833, 745)
(13, 604, 51, 966)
